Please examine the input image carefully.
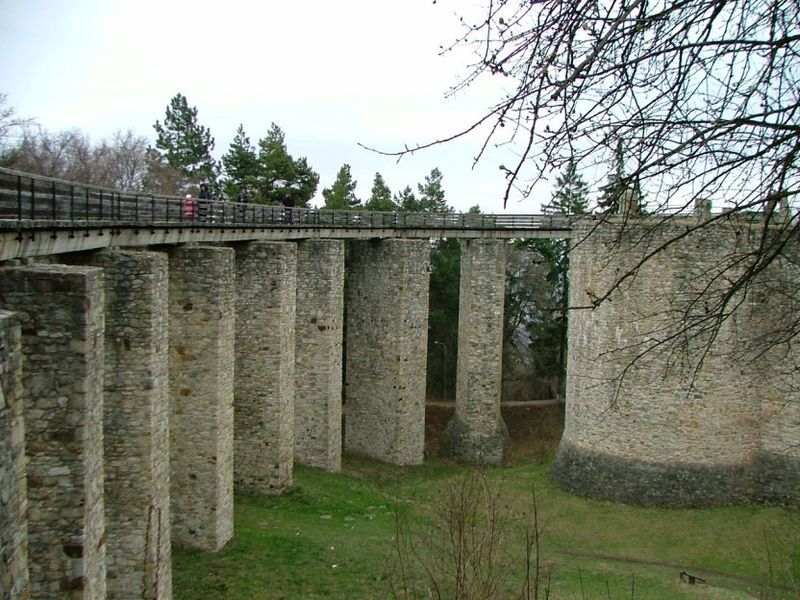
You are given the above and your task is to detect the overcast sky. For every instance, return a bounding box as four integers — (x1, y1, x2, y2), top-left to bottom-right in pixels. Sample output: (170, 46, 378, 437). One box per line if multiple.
(0, 0, 554, 213)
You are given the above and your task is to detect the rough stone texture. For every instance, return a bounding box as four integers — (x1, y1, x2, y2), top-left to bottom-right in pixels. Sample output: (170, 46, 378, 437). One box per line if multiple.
(345, 239, 430, 465)
(552, 219, 800, 506)
(753, 243, 800, 503)
(0, 264, 106, 598)
(294, 240, 344, 472)
(442, 240, 510, 465)
(85, 250, 172, 599)
(0, 311, 29, 599)
(168, 246, 234, 551)
(234, 241, 296, 495)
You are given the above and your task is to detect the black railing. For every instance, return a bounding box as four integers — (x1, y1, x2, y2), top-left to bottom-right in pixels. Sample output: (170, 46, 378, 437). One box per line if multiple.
(0, 167, 571, 232)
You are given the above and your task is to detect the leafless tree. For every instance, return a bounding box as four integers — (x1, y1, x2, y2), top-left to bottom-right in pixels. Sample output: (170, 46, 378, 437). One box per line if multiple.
(378, 0, 799, 387)
(0, 93, 34, 150)
(2, 124, 156, 192)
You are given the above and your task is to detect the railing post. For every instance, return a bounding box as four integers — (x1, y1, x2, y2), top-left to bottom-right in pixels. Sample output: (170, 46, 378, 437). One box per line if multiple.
(70, 185, 75, 222)
(16, 175, 22, 222)
(29, 178, 35, 221)
(51, 181, 57, 221)
(99, 190, 103, 221)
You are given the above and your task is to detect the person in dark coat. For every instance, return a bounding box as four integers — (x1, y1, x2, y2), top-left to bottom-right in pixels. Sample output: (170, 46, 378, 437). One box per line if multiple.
(198, 182, 211, 221)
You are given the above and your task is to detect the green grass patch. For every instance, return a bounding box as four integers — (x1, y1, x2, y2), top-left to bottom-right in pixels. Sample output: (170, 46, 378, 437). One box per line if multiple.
(173, 458, 799, 599)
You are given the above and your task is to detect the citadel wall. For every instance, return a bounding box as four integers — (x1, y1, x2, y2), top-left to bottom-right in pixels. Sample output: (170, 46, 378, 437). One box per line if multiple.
(552, 219, 799, 506)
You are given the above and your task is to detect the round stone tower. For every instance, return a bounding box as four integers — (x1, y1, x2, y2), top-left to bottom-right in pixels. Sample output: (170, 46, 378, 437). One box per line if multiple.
(551, 217, 799, 507)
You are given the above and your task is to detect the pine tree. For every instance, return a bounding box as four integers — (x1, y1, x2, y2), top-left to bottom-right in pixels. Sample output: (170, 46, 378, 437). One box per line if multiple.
(545, 160, 589, 216)
(322, 164, 360, 209)
(221, 124, 259, 200)
(153, 93, 217, 190)
(256, 123, 319, 206)
(597, 139, 644, 214)
(364, 172, 395, 211)
(394, 185, 421, 212)
(417, 167, 450, 212)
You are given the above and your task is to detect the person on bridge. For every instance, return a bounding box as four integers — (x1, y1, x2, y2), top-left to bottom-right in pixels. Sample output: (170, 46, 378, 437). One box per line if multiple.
(238, 186, 249, 222)
(198, 182, 211, 222)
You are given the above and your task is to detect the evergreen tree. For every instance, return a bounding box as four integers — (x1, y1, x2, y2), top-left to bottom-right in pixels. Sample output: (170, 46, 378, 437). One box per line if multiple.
(256, 123, 319, 206)
(417, 167, 450, 212)
(322, 164, 360, 209)
(364, 172, 395, 211)
(221, 124, 259, 200)
(394, 185, 421, 212)
(153, 93, 217, 190)
(597, 140, 644, 214)
(544, 160, 589, 216)
(511, 159, 590, 399)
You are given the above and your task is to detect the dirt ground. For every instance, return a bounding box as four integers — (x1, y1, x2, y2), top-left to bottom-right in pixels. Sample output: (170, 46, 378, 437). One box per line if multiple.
(424, 403, 565, 464)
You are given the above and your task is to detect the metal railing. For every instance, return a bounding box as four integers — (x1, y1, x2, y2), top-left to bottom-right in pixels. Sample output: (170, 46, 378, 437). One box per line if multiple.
(0, 167, 571, 232)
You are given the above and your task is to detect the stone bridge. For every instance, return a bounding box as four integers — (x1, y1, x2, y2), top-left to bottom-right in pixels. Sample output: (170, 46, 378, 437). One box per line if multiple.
(0, 167, 797, 599)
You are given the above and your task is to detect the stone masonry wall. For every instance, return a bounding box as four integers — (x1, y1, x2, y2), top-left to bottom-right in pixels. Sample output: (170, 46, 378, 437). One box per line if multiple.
(442, 240, 509, 465)
(294, 240, 344, 472)
(85, 250, 172, 599)
(168, 246, 234, 551)
(0, 265, 106, 598)
(234, 241, 296, 495)
(753, 243, 800, 502)
(0, 311, 28, 599)
(345, 239, 430, 465)
(552, 219, 799, 506)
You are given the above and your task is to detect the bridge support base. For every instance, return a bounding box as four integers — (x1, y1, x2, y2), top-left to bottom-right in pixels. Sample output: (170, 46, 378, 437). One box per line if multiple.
(345, 239, 430, 466)
(234, 241, 296, 495)
(86, 250, 173, 598)
(294, 240, 344, 473)
(0, 265, 107, 597)
(442, 240, 509, 465)
(0, 312, 29, 599)
(168, 246, 234, 551)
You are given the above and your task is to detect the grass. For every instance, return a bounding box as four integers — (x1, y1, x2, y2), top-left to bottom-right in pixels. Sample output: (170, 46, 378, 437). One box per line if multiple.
(173, 406, 799, 599)
(173, 458, 798, 599)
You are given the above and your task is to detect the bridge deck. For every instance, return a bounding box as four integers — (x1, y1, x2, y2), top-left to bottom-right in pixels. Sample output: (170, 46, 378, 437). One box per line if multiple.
(0, 167, 571, 260)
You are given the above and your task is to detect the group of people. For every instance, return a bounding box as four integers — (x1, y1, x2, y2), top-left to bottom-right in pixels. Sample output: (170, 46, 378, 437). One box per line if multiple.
(182, 182, 250, 221)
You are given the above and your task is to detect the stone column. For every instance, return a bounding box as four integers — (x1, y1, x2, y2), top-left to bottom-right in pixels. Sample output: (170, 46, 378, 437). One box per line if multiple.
(0, 311, 28, 599)
(0, 265, 106, 599)
(234, 241, 296, 495)
(88, 250, 172, 599)
(294, 240, 344, 472)
(168, 246, 234, 552)
(442, 240, 510, 465)
(345, 239, 430, 465)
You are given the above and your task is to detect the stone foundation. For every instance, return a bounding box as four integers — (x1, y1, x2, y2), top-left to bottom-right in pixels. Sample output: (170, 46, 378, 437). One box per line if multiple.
(0, 311, 28, 599)
(0, 265, 106, 598)
(345, 239, 430, 465)
(87, 250, 172, 598)
(442, 240, 509, 465)
(233, 241, 296, 495)
(168, 246, 234, 551)
(294, 240, 344, 472)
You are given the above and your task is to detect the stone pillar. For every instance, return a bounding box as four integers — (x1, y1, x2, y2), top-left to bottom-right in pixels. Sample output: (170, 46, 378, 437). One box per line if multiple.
(0, 265, 106, 598)
(442, 240, 509, 465)
(345, 239, 430, 465)
(169, 246, 234, 551)
(234, 241, 296, 495)
(294, 240, 344, 472)
(0, 311, 28, 599)
(88, 250, 172, 599)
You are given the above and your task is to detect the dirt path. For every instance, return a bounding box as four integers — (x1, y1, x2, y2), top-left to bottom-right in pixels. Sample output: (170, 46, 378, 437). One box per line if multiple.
(555, 549, 795, 594)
